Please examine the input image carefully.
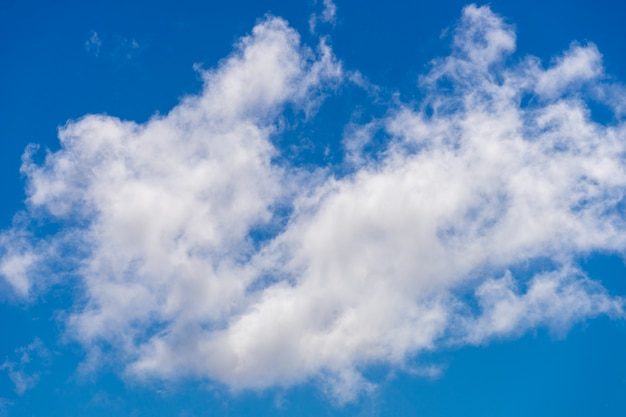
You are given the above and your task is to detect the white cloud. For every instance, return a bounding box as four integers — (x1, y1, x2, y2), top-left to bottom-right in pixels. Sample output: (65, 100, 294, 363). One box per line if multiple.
(321, 0, 337, 23)
(3, 13, 344, 386)
(1, 339, 49, 395)
(309, 0, 338, 34)
(465, 266, 622, 343)
(1, 3, 626, 403)
(449, 3, 516, 68)
(0, 238, 37, 297)
(534, 42, 604, 98)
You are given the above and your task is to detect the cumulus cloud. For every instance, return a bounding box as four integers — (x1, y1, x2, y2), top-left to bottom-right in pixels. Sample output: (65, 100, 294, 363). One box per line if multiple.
(1, 4, 625, 403)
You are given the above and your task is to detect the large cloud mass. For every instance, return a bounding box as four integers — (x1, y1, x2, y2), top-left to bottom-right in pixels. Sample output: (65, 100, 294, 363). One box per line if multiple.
(1, 4, 625, 402)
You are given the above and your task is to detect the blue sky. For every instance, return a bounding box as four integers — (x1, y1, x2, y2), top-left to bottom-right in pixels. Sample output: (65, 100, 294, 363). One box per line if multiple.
(2, 1, 626, 416)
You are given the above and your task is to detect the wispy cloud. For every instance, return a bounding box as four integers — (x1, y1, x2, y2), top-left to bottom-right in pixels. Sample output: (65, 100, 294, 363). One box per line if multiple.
(85, 31, 101, 57)
(84, 30, 141, 62)
(0, 398, 11, 417)
(111, 36, 140, 62)
(309, 0, 337, 33)
(1, 339, 49, 395)
(1, 4, 625, 403)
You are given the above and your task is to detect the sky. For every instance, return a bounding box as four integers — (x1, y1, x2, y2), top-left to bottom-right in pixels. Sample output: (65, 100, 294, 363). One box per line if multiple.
(1, 1, 626, 416)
